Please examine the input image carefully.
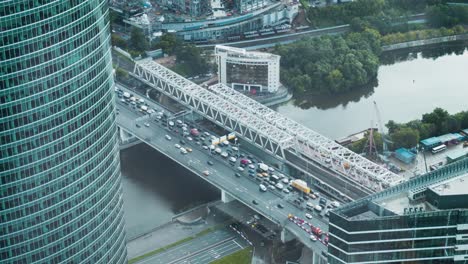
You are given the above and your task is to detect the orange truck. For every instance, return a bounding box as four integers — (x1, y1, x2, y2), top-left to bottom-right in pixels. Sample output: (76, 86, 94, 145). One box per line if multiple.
(291, 179, 310, 194)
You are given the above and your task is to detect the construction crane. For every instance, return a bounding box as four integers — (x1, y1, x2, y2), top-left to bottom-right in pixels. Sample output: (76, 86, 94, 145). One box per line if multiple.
(373, 101, 391, 157)
(362, 120, 379, 160)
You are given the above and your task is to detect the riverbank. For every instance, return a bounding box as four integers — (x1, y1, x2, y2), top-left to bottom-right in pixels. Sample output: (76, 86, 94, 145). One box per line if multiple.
(274, 45, 468, 139)
(382, 33, 468, 51)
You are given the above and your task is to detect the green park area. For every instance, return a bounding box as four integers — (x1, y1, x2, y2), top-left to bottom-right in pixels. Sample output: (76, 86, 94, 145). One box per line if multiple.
(211, 247, 253, 264)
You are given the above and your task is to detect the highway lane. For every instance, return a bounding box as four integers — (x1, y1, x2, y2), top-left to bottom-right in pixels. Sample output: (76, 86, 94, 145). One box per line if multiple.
(177, 238, 248, 264)
(284, 151, 373, 200)
(115, 82, 350, 204)
(137, 228, 246, 264)
(116, 102, 329, 253)
(116, 80, 361, 204)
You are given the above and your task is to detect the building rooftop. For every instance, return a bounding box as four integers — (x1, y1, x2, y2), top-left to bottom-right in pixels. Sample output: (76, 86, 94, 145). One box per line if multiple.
(334, 157, 468, 220)
(420, 137, 441, 147)
(375, 192, 434, 215)
(438, 133, 464, 143)
(215, 45, 280, 60)
(430, 173, 468, 196)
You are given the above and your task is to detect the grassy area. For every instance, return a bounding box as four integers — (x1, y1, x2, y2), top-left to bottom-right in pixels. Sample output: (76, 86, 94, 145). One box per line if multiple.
(210, 247, 253, 264)
(299, 0, 309, 10)
(128, 226, 224, 264)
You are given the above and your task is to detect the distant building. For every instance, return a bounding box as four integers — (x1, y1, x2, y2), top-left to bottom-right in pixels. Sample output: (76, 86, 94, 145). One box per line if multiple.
(171, 0, 211, 17)
(162, 3, 298, 41)
(215, 45, 280, 93)
(328, 157, 468, 263)
(235, 0, 269, 13)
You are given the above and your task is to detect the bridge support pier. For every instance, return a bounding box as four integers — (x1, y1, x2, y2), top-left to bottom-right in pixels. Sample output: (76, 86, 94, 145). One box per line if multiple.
(118, 127, 142, 150)
(221, 190, 234, 203)
(311, 250, 328, 264)
(280, 228, 295, 243)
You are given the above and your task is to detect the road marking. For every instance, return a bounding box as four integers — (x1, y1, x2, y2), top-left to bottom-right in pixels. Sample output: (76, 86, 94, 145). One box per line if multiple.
(233, 239, 244, 249)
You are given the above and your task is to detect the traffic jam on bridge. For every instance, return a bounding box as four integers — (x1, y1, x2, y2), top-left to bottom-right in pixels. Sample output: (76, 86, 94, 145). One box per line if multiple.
(115, 85, 338, 249)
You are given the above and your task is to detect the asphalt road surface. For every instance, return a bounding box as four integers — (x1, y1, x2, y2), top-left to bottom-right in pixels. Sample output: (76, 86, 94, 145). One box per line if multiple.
(136, 228, 249, 264)
(115, 87, 329, 253)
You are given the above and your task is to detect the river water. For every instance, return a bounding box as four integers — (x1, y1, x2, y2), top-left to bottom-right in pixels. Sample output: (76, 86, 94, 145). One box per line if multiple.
(120, 144, 220, 239)
(120, 44, 467, 239)
(275, 45, 468, 139)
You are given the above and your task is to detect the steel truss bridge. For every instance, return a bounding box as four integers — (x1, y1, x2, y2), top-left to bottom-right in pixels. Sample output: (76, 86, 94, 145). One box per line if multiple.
(133, 59, 405, 193)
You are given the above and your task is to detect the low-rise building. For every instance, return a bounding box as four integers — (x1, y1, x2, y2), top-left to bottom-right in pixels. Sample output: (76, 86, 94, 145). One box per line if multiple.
(215, 45, 280, 93)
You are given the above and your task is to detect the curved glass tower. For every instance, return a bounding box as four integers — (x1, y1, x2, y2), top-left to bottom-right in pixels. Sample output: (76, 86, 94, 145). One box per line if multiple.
(0, 1, 127, 263)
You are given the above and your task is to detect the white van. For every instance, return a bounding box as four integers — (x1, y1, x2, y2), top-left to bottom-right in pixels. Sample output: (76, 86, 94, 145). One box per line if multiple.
(259, 184, 267, 192)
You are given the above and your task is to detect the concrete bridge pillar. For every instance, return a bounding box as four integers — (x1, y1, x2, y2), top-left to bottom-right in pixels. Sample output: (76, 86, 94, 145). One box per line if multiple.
(311, 250, 328, 264)
(119, 127, 137, 144)
(221, 189, 234, 203)
(280, 228, 295, 243)
(118, 127, 142, 150)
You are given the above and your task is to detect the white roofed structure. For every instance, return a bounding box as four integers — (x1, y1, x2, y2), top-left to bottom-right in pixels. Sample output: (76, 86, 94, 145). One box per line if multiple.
(215, 45, 280, 93)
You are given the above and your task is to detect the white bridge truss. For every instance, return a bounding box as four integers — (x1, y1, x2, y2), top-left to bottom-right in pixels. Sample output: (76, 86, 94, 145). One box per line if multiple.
(133, 59, 405, 192)
(133, 59, 294, 158)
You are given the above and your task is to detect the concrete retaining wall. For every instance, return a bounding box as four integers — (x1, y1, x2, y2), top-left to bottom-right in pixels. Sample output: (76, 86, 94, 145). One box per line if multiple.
(382, 33, 468, 52)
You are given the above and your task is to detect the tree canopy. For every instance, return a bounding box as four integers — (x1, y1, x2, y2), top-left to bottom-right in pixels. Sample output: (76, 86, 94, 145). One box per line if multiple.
(130, 28, 149, 53)
(385, 108, 468, 149)
(154, 34, 212, 77)
(273, 29, 381, 95)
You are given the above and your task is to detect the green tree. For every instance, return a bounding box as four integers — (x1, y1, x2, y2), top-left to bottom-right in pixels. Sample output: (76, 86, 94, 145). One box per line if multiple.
(111, 34, 127, 49)
(326, 69, 345, 92)
(130, 27, 149, 52)
(115, 68, 129, 80)
(386, 120, 399, 134)
(422, 107, 450, 134)
(156, 34, 180, 55)
(390, 127, 420, 149)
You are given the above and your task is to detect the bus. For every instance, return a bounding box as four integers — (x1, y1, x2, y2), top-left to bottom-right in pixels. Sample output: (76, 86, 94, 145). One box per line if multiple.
(431, 144, 447, 154)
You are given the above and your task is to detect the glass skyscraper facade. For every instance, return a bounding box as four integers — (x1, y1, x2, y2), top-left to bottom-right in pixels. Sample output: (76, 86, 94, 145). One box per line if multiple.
(0, 1, 127, 263)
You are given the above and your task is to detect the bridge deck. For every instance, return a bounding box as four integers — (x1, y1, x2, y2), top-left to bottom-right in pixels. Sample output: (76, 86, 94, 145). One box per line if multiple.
(133, 59, 405, 193)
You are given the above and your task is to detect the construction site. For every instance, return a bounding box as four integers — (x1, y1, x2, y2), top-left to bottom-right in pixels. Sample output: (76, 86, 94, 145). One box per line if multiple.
(335, 102, 468, 181)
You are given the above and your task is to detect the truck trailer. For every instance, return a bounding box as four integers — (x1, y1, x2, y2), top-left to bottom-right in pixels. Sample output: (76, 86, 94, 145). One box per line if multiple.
(291, 179, 310, 194)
